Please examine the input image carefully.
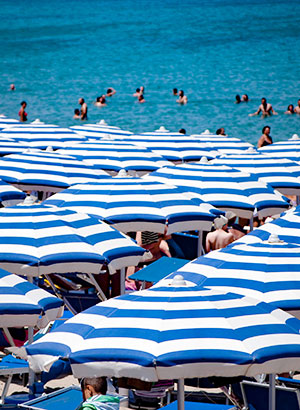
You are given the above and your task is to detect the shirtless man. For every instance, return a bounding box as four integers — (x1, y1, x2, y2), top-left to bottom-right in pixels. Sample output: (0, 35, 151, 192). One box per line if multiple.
(205, 216, 234, 253)
(78, 98, 88, 120)
(295, 99, 300, 114)
(177, 90, 188, 104)
(249, 97, 277, 117)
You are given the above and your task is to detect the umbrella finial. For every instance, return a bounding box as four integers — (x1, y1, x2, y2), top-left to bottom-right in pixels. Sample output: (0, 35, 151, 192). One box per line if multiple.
(246, 146, 257, 153)
(31, 119, 45, 125)
(200, 156, 208, 163)
(171, 275, 187, 287)
(290, 134, 300, 140)
(267, 234, 284, 244)
(46, 146, 54, 152)
(117, 169, 128, 178)
(97, 119, 108, 125)
(155, 126, 169, 132)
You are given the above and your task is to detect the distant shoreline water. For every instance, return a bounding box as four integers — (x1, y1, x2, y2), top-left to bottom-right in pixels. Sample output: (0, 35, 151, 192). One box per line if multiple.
(1, 0, 300, 145)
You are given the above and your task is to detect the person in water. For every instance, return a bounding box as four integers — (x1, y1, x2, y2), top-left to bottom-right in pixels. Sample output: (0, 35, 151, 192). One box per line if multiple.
(73, 108, 81, 119)
(249, 97, 277, 117)
(138, 94, 145, 103)
(10, 84, 15, 91)
(257, 125, 273, 148)
(78, 98, 88, 120)
(177, 90, 187, 104)
(216, 127, 226, 136)
(133, 88, 140, 97)
(235, 94, 241, 104)
(173, 88, 178, 96)
(294, 99, 300, 114)
(95, 95, 107, 107)
(18, 101, 27, 122)
(285, 104, 295, 114)
(179, 128, 186, 134)
(106, 87, 116, 97)
(241, 94, 249, 102)
(80, 377, 120, 410)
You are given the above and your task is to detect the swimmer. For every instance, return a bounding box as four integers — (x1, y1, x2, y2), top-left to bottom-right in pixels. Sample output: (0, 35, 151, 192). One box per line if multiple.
(73, 108, 81, 119)
(235, 94, 241, 104)
(78, 98, 88, 120)
(95, 95, 107, 107)
(133, 88, 140, 97)
(241, 94, 249, 102)
(216, 127, 226, 136)
(173, 88, 178, 96)
(257, 125, 273, 148)
(249, 97, 278, 117)
(18, 101, 27, 122)
(106, 87, 116, 97)
(179, 128, 186, 134)
(285, 104, 295, 114)
(294, 99, 300, 114)
(140, 86, 145, 94)
(138, 94, 145, 103)
(10, 84, 15, 91)
(176, 90, 188, 104)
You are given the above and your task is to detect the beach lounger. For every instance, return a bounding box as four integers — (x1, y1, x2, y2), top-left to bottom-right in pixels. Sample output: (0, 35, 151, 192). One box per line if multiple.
(0, 355, 29, 404)
(161, 400, 237, 409)
(239, 379, 300, 409)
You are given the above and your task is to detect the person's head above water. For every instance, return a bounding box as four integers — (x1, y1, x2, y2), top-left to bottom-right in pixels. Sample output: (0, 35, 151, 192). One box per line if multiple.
(74, 108, 80, 115)
(235, 94, 241, 103)
(179, 128, 186, 134)
(179, 90, 184, 97)
(78, 98, 85, 105)
(262, 125, 271, 135)
(173, 88, 178, 95)
(287, 104, 294, 113)
(216, 127, 225, 135)
(20, 101, 27, 107)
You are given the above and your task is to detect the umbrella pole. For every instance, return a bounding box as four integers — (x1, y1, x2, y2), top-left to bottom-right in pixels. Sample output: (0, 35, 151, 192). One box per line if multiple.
(197, 231, 203, 256)
(3, 328, 15, 346)
(177, 379, 185, 410)
(120, 268, 125, 295)
(297, 196, 300, 206)
(269, 374, 276, 410)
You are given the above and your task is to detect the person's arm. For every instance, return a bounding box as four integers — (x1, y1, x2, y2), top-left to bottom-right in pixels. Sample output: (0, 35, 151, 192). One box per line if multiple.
(270, 106, 278, 115)
(81, 104, 87, 119)
(257, 135, 264, 148)
(249, 106, 261, 116)
(108, 88, 116, 96)
(205, 235, 211, 253)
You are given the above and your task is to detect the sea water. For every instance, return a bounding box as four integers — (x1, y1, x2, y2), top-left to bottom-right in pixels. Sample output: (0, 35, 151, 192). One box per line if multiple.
(0, 0, 300, 144)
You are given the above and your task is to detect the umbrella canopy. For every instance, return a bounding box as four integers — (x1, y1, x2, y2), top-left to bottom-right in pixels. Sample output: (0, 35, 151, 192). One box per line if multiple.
(0, 204, 148, 276)
(21, 275, 300, 381)
(0, 115, 20, 130)
(0, 150, 109, 192)
(0, 120, 86, 149)
(258, 135, 300, 160)
(70, 119, 133, 139)
(163, 238, 300, 314)
(0, 268, 63, 329)
(192, 135, 254, 155)
(233, 207, 300, 245)
(213, 154, 300, 195)
(43, 178, 218, 234)
(57, 141, 170, 173)
(0, 138, 32, 156)
(0, 179, 26, 206)
(144, 163, 290, 219)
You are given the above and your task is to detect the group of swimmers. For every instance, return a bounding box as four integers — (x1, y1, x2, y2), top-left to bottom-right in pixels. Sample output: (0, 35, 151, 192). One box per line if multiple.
(236, 95, 300, 117)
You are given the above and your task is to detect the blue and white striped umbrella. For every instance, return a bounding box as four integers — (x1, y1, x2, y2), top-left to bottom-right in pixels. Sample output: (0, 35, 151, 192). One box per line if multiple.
(163, 238, 300, 315)
(0, 115, 20, 130)
(0, 179, 26, 206)
(0, 150, 109, 192)
(213, 154, 300, 195)
(70, 119, 133, 139)
(0, 205, 148, 276)
(0, 138, 32, 155)
(0, 268, 63, 329)
(192, 134, 254, 155)
(233, 207, 300, 246)
(258, 135, 300, 160)
(58, 141, 170, 173)
(43, 178, 217, 234)
(22, 275, 300, 380)
(144, 163, 290, 219)
(0, 120, 86, 149)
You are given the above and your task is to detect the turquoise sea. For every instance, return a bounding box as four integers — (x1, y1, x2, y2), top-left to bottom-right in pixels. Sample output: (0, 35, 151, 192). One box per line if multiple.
(0, 0, 300, 144)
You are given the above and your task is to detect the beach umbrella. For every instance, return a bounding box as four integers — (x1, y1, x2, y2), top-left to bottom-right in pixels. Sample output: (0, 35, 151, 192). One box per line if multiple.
(0, 120, 86, 149)
(144, 163, 290, 219)
(163, 237, 300, 317)
(192, 134, 254, 155)
(0, 150, 109, 193)
(43, 178, 218, 234)
(70, 119, 133, 139)
(57, 141, 170, 174)
(0, 139, 33, 156)
(0, 115, 20, 130)
(0, 268, 63, 344)
(0, 179, 26, 206)
(232, 207, 300, 246)
(212, 154, 300, 196)
(0, 204, 148, 276)
(258, 134, 300, 161)
(18, 275, 300, 410)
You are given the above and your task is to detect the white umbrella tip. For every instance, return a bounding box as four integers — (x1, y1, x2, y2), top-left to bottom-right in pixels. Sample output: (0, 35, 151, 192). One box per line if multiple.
(200, 156, 209, 163)
(97, 119, 108, 125)
(155, 126, 169, 132)
(31, 119, 44, 125)
(203, 129, 211, 134)
(290, 134, 300, 140)
(46, 146, 54, 151)
(171, 275, 187, 287)
(22, 195, 36, 205)
(246, 146, 257, 153)
(267, 234, 284, 244)
(117, 169, 128, 177)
